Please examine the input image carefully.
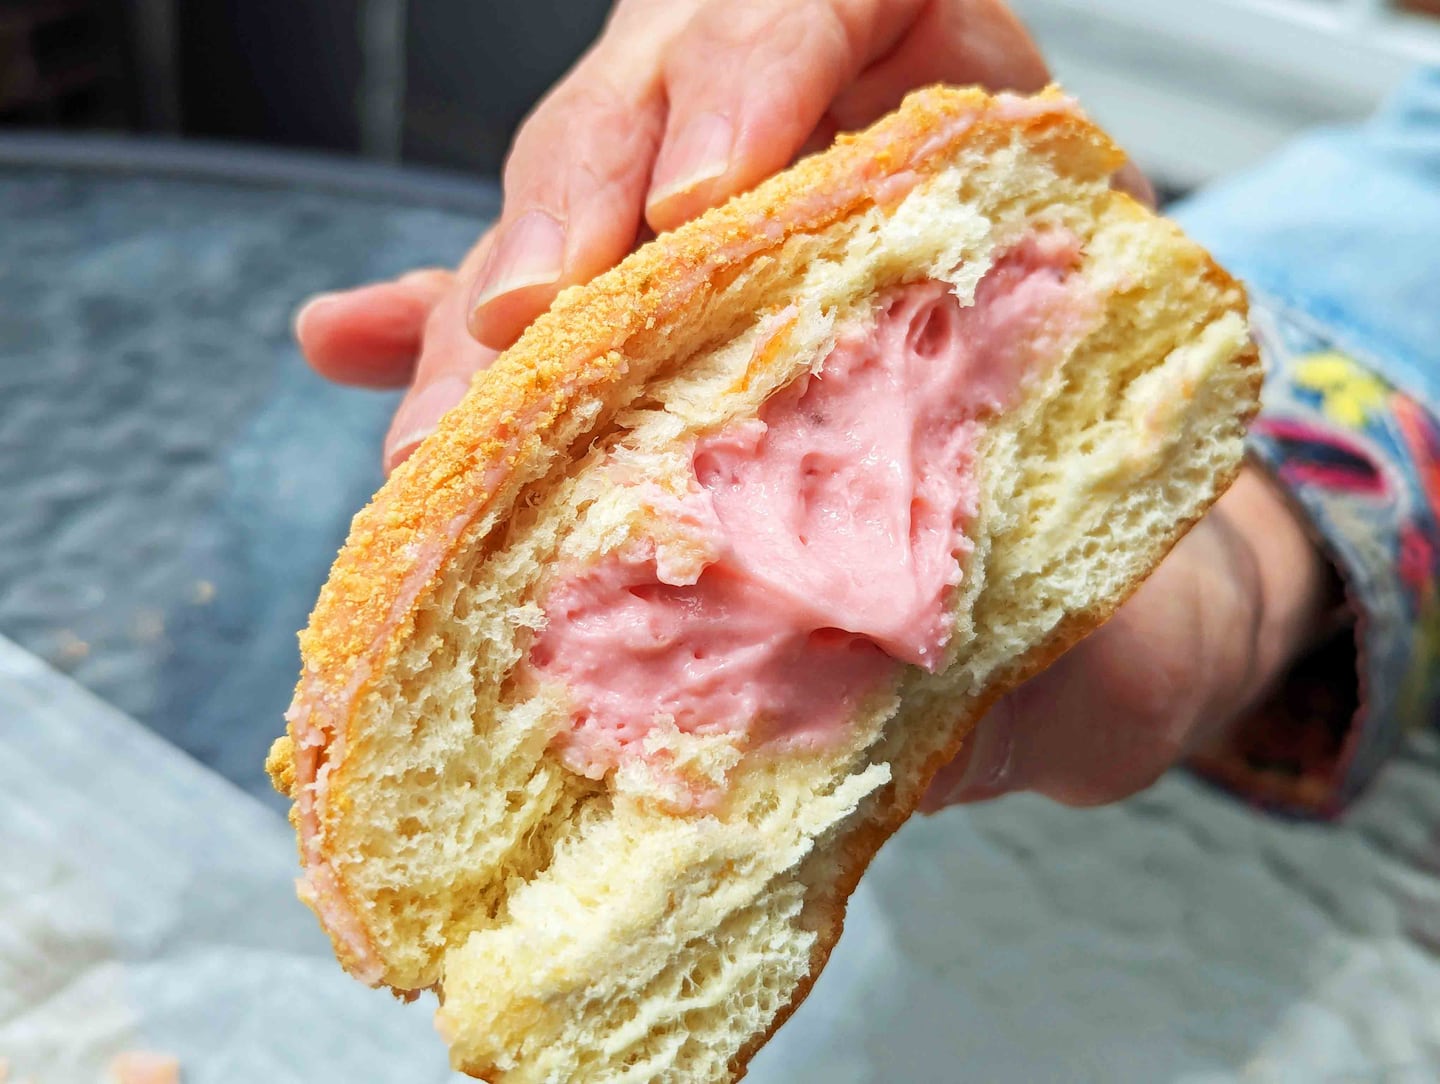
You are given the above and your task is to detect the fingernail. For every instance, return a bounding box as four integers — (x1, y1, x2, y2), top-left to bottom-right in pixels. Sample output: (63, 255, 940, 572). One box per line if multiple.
(649, 112, 734, 208)
(918, 744, 974, 814)
(1113, 161, 1158, 208)
(934, 702, 1019, 808)
(954, 713, 1016, 803)
(385, 375, 470, 470)
(293, 291, 342, 341)
(917, 698, 1020, 813)
(469, 210, 566, 313)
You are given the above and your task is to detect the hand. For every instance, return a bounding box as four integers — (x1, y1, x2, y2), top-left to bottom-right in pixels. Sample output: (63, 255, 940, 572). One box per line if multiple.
(295, 0, 1071, 472)
(923, 466, 1334, 808)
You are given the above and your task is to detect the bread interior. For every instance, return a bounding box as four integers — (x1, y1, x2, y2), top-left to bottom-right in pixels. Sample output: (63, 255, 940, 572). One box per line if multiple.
(315, 132, 1253, 1083)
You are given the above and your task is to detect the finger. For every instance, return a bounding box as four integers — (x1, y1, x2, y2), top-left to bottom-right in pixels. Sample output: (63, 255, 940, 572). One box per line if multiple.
(1007, 530, 1261, 807)
(644, 0, 927, 232)
(918, 695, 1014, 813)
(829, 0, 1148, 210)
(926, 511, 1261, 810)
(1112, 159, 1158, 209)
(831, 1, 1148, 211)
(924, 624, 1195, 811)
(296, 269, 454, 387)
(987, 617, 1200, 807)
(384, 277, 502, 472)
(465, 26, 690, 351)
(826, 0, 1050, 133)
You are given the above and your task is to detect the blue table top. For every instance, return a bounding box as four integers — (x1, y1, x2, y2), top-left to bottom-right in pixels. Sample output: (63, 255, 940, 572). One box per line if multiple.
(0, 136, 498, 804)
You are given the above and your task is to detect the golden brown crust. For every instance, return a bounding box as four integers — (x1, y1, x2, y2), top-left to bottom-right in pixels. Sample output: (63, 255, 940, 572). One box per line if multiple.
(266, 735, 296, 799)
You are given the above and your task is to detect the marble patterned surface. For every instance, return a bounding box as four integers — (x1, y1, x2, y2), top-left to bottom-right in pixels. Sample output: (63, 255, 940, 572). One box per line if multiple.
(0, 149, 496, 802)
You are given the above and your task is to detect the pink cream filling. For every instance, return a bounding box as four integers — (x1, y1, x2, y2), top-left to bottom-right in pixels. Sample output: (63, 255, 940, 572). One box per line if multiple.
(532, 231, 1096, 782)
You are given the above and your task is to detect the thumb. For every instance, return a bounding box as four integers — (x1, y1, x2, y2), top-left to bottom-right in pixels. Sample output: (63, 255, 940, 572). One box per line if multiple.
(384, 276, 502, 472)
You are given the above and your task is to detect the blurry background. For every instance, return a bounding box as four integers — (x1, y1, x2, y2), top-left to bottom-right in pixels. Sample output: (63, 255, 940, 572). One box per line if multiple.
(4, 0, 1440, 191)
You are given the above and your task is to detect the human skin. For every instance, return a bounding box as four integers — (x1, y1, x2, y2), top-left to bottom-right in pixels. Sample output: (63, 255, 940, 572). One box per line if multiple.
(292, 0, 1330, 808)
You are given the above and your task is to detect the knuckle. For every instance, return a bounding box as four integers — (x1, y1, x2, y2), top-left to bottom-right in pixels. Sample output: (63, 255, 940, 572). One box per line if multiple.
(664, 0, 831, 79)
(503, 57, 660, 207)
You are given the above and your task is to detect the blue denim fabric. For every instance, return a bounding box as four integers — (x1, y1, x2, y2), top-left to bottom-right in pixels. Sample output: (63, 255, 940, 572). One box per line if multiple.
(1172, 68, 1440, 810)
(1174, 67, 1440, 415)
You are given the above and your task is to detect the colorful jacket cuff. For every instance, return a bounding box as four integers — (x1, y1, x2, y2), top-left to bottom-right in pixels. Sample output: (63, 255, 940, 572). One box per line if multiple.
(1191, 297, 1440, 817)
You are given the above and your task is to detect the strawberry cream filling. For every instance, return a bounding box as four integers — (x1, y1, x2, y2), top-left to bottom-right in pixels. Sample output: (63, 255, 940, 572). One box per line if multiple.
(532, 230, 1096, 780)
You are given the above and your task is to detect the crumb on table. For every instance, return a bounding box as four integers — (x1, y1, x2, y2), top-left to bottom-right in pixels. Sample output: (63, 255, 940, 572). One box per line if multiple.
(108, 1051, 180, 1084)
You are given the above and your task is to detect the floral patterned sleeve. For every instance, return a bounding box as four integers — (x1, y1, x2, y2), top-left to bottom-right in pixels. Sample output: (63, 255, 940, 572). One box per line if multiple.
(1188, 299, 1440, 817)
